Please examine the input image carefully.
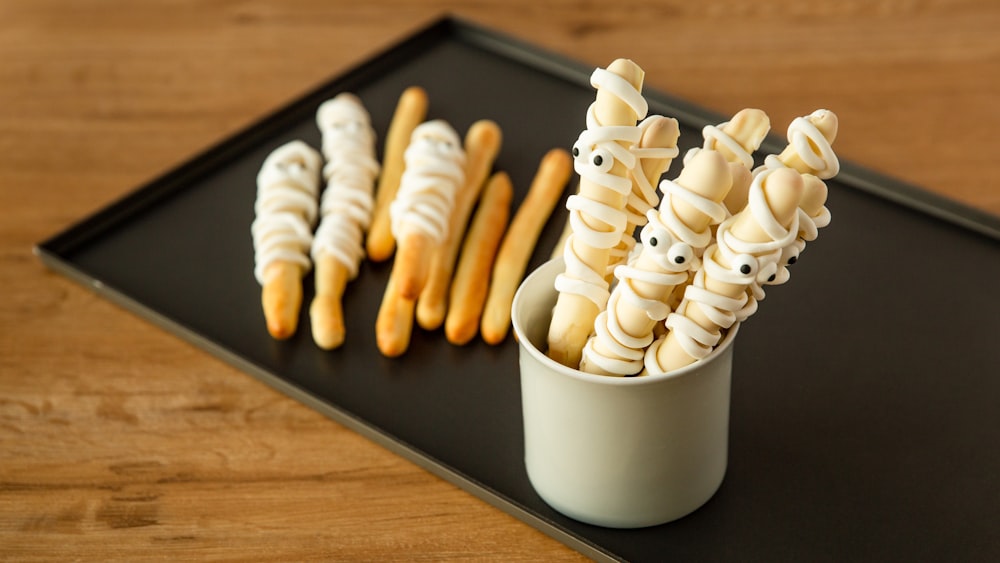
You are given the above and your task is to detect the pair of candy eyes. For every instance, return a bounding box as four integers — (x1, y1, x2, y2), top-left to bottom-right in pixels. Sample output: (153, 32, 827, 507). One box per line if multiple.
(572, 143, 614, 173)
(643, 233, 692, 265)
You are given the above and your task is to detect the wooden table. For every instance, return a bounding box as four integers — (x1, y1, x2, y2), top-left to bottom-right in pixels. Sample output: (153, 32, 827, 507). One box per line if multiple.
(3, 1, 998, 559)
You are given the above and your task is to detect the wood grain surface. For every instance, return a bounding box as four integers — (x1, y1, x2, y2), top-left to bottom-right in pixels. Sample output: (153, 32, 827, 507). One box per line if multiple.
(2, 1, 998, 560)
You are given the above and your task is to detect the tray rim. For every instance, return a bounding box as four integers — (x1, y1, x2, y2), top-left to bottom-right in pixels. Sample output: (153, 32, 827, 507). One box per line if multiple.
(33, 14, 1000, 562)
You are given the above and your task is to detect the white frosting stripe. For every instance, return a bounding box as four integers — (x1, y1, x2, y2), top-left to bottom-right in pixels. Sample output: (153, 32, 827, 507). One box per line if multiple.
(252, 140, 322, 285)
(389, 120, 465, 243)
(310, 94, 380, 279)
(590, 67, 648, 120)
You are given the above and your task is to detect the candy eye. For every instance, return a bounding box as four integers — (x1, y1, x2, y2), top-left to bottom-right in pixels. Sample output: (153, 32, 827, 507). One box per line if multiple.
(757, 260, 778, 284)
(571, 141, 584, 161)
(640, 223, 670, 250)
(590, 147, 613, 172)
(731, 254, 758, 278)
(667, 242, 693, 266)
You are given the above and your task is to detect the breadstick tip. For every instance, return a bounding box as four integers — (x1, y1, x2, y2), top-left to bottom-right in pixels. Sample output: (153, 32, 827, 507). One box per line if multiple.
(261, 262, 304, 340)
(310, 294, 345, 350)
(760, 168, 805, 226)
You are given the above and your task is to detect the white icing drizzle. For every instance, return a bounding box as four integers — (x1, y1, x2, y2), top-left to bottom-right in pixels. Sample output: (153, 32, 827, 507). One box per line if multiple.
(645, 170, 798, 374)
(555, 67, 647, 309)
(310, 94, 380, 279)
(757, 110, 840, 179)
(683, 121, 755, 171)
(251, 140, 322, 285)
(624, 117, 677, 224)
(580, 175, 727, 376)
(388, 120, 465, 244)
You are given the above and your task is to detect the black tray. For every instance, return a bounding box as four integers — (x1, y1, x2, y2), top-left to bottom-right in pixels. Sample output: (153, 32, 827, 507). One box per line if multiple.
(37, 16, 1000, 562)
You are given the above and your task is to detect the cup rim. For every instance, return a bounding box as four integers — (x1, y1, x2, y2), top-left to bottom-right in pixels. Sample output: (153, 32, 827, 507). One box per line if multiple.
(512, 257, 739, 386)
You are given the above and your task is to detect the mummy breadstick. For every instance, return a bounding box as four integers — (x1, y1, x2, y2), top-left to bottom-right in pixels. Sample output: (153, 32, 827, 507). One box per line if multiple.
(481, 148, 573, 345)
(754, 110, 838, 286)
(547, 59, 647, 368)
(445, 172, 513, 346)
(579, 149, 731, 376)
(376, 120, 465, 357)
(389, 120, 466, 300)
(646, 167, 803, 374)
(416, 120, 502, 331)
(367, 86, 429, 262)
(309, 93, 380, 350)
(251, 140, 323, 339)
(609, 115, 681, 269)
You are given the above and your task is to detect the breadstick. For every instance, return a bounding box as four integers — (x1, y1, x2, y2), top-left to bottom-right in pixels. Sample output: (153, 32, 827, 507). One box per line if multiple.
(481, 148, 572, 345)
(375, 120, 465, 357)
(444, 172, 513, 346)
(646, 167, 804, 374)
(608, 115, 681, 273)
(416, 120, 502, 330)
(388, 120, 466, 301)
(547, 59, 647, 368)
(580, 149, 731, 376)
(251, 140, 323, 339)
(550, 217, 571, 261)
(756, 109, 839, 179)
(366, 86, 429, 262)
(309, 93, 379, 349)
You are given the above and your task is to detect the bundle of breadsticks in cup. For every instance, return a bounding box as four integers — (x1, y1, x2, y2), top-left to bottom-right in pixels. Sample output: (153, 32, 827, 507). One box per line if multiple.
(548, 58, 840, 376)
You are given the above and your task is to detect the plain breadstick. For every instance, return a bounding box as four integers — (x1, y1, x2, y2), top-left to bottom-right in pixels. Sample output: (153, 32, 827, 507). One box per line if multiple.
(481, 148, 572, 345)
(416, 120, 502, 330)
(445, 172, 513, 346)
(366, 86, 428, 262)
(547, 59, 646, 368)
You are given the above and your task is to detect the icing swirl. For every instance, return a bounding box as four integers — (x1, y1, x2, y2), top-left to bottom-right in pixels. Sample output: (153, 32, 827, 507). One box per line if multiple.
(759, 109, 840, 179)
(251, 140, 322, 284)
(389, 120, 466, 244)
(311, 94, 380, 279)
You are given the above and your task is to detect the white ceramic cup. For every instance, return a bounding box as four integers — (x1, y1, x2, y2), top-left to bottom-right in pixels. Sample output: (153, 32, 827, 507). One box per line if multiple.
(512, 258, 738, 528)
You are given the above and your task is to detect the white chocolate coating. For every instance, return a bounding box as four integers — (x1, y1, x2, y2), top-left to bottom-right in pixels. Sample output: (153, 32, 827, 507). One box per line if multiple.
(646, 170, 798, 371)
(311, 94, 380, 279)
(555, 67, 646, 308)
(389, 120, 466, 244)
(251, 140, 322, 284)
